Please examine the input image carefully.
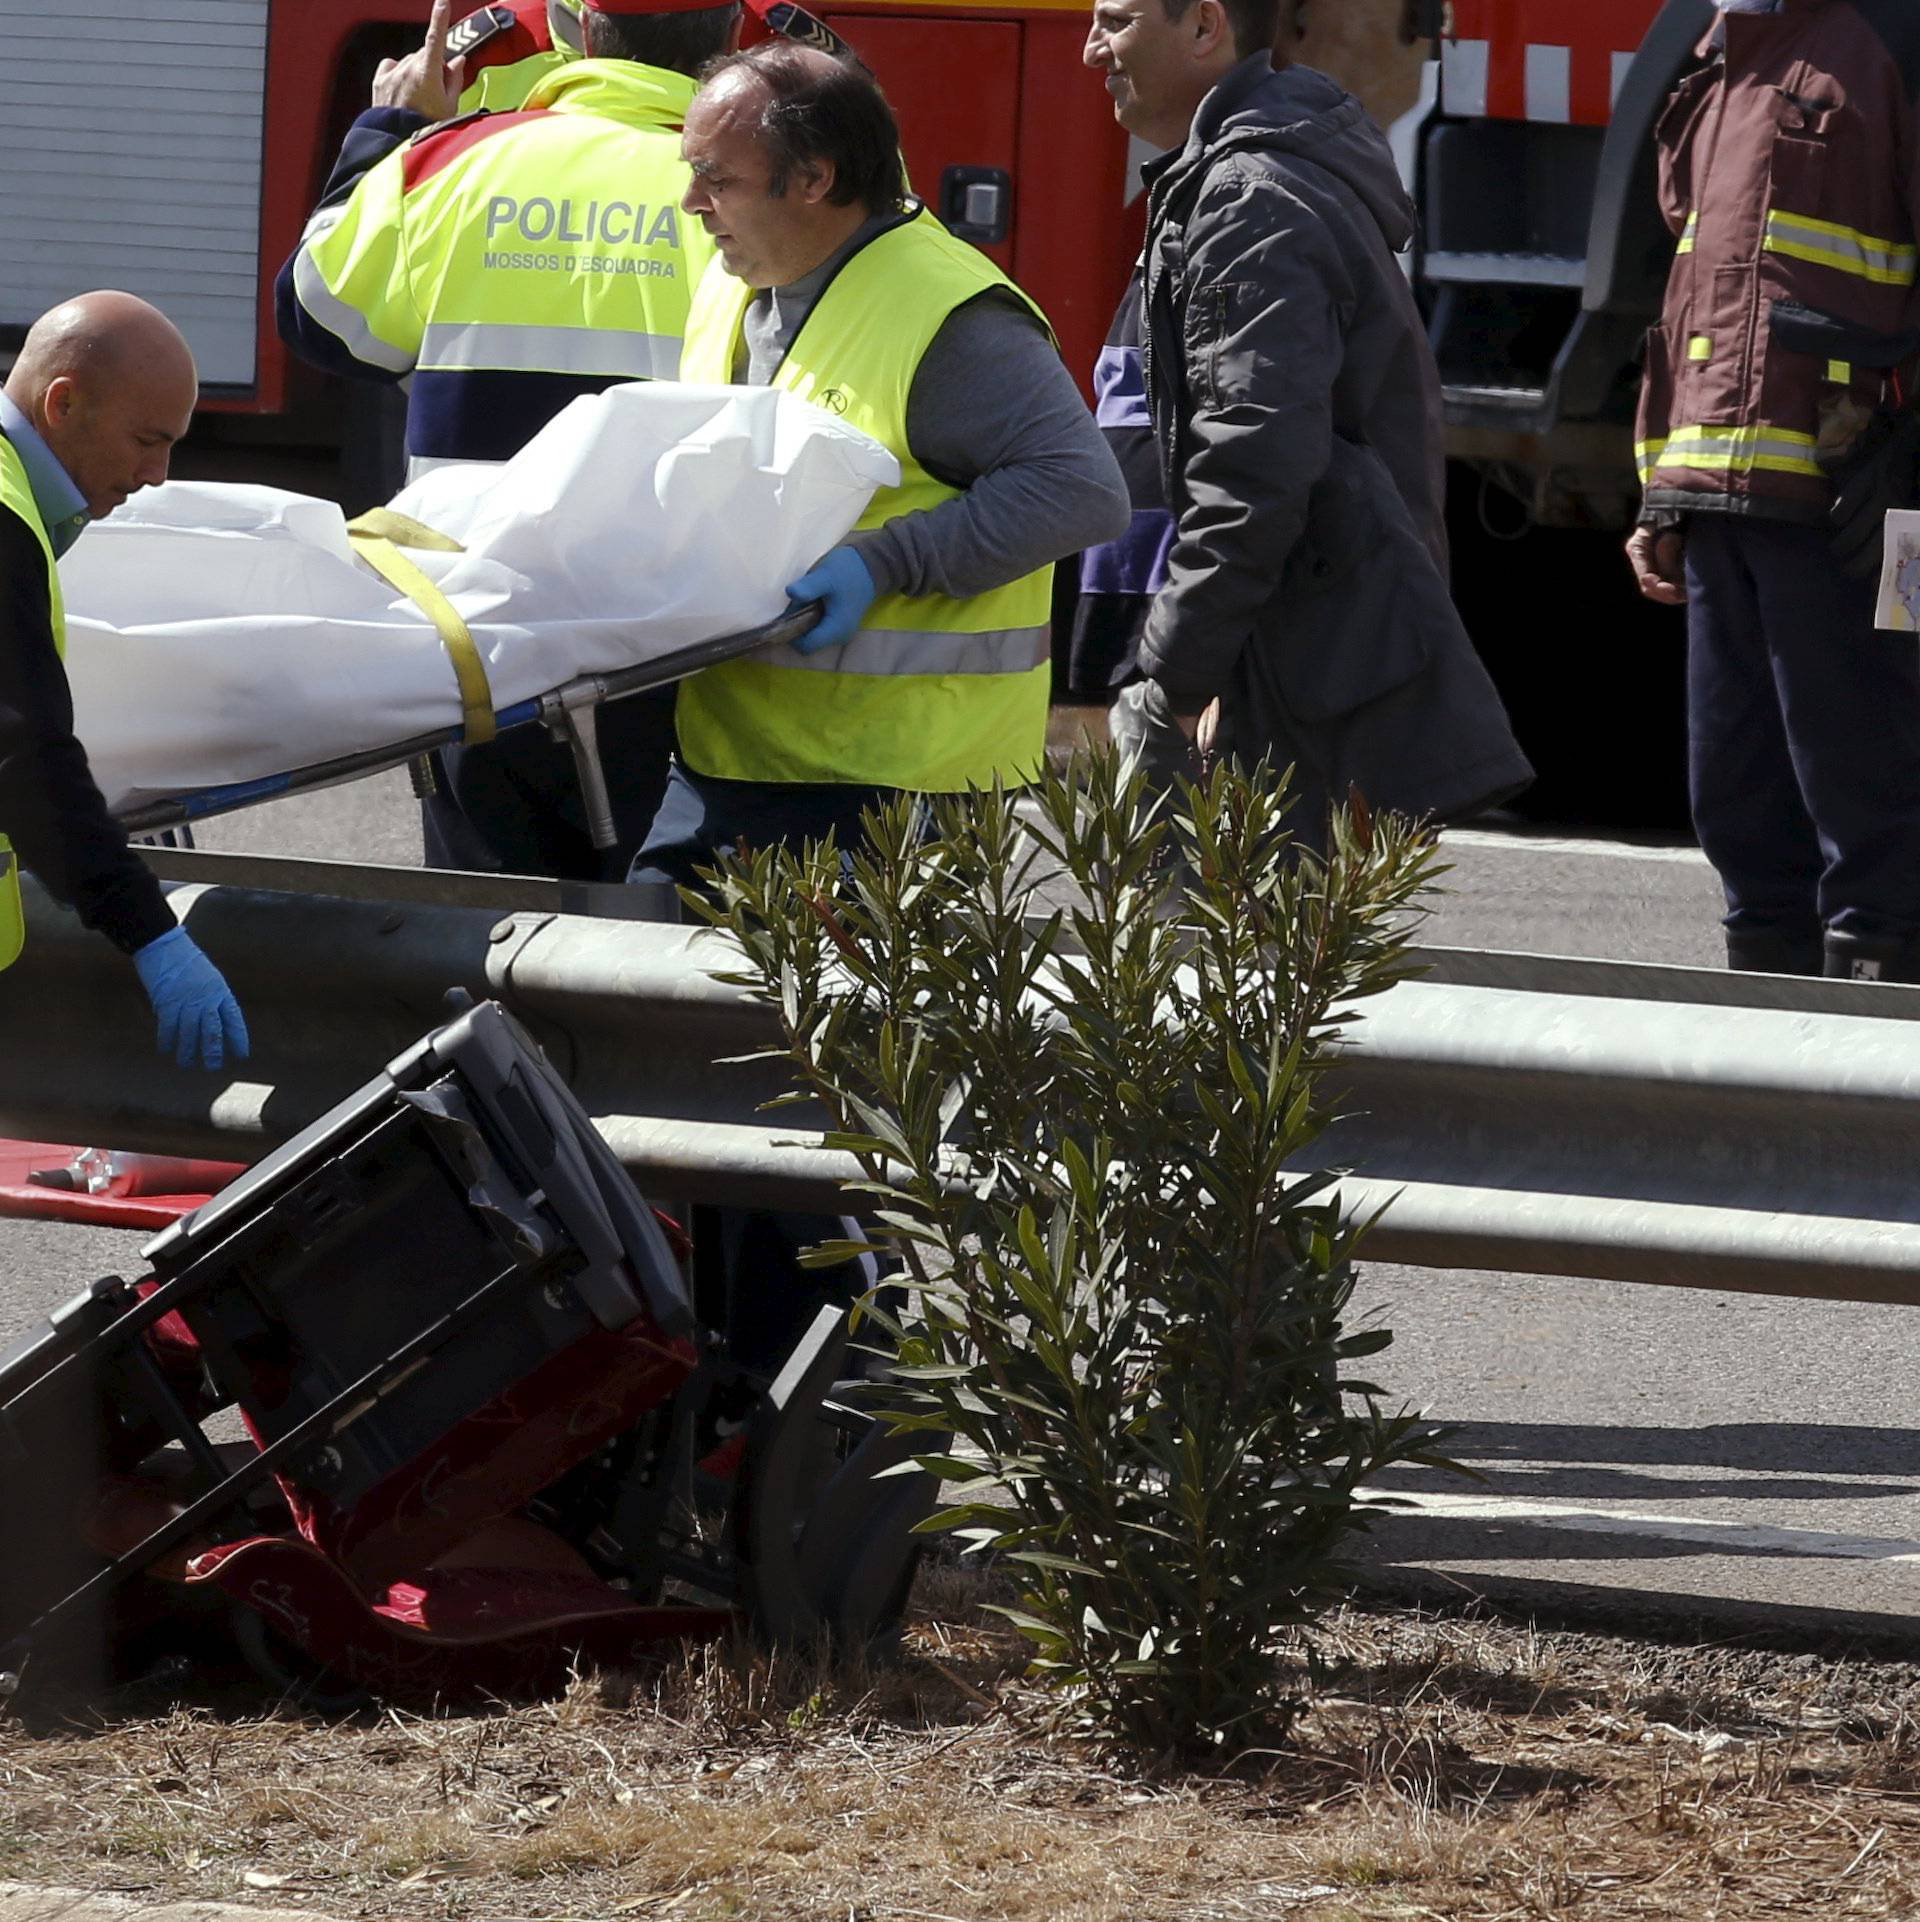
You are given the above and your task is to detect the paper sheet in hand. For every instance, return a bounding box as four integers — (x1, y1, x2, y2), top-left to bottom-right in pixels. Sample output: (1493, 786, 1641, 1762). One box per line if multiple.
(61, 384, 899, 812)
(1875, 509, 1920, 631)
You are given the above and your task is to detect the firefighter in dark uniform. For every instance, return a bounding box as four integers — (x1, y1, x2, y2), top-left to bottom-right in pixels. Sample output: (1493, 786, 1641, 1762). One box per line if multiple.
(1629, 0, 1920, 980)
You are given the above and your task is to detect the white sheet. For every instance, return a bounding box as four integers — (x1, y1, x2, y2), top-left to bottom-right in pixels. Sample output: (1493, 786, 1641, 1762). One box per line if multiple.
(60, 383, 898, 811)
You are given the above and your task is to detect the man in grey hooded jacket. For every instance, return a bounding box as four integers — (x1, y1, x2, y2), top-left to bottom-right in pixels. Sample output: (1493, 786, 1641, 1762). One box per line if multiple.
(1088, 0, 1531, 835)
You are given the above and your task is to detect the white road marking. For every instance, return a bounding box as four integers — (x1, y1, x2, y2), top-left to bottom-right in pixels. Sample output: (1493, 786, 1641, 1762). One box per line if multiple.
(1370, 1486, 1920, 1563)
(1445, 828, 1711, 867)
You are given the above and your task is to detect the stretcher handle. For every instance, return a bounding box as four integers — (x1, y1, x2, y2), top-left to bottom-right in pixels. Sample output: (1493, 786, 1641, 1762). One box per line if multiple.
(546, 600, 823, 857)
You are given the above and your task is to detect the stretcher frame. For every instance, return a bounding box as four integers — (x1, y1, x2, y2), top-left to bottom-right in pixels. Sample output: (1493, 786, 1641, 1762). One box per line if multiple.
(114, 603, 819, 847)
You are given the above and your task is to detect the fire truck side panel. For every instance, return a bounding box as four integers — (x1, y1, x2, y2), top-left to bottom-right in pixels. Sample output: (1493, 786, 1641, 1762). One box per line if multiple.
(0, 0, 273, 393)
(818, 11, 1024, 278)
(252, 2, 436, 416)
(1442, 0, 1658, 124)
(813, 3, 1136, 399)
(1010, 11, 1142, 394)
(1420, 0, 1710, 524)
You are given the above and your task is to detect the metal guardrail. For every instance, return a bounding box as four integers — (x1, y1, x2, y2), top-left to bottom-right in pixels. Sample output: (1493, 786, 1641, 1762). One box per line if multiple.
(14, 852, 1920, 1306)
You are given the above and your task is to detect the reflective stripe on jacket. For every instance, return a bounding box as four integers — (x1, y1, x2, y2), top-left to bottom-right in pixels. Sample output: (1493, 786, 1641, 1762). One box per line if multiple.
(673, 209, 1054, 793)
(283, 61, 710, 478)
(1637, 0, 1920, 521)
(0, 437, 61, 971)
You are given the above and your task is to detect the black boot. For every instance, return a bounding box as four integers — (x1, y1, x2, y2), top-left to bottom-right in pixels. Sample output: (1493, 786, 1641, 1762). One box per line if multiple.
(1823, 928, 1920, 983)
(1726, 927, 1824, 976)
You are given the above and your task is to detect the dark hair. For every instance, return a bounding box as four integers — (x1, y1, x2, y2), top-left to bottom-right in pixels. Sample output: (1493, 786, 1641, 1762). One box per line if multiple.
(699, 41, 907, 214)
(1159, 0, 1279, 60)
(583, 4, 741, 77)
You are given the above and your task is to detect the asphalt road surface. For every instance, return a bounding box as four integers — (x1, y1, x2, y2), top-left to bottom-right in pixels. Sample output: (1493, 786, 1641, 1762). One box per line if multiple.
(9, 778, 1918, 1651)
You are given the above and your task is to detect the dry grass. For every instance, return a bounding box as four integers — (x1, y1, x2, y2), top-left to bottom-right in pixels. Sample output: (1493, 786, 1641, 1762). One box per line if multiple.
(5, 1567, 1920, 1921)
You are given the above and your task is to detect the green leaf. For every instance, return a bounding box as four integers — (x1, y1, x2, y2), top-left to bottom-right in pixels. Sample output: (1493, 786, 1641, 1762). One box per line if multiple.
(982, 1605, 1072, 1649)
(1004, 1550, 1103, 1578)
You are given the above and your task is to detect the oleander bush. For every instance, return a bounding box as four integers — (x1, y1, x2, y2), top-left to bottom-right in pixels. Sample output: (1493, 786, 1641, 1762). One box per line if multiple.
(695, 748, 1451, 1757)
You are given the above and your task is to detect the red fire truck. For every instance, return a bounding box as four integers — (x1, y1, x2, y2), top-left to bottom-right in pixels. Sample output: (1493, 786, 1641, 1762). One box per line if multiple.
(0, 2, 1434, 454)
(7, 1, 1692, 506)
(0, 0, 1139, 456)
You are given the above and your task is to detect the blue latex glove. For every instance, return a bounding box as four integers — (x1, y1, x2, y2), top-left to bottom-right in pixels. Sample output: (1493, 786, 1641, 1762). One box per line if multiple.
(785, 546, 876, 655)
(131, 927, 251, 1072)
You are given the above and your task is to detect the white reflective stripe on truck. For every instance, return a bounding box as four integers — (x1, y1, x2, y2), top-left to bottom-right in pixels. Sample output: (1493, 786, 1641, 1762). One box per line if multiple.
(1441, 38, 1490, 117)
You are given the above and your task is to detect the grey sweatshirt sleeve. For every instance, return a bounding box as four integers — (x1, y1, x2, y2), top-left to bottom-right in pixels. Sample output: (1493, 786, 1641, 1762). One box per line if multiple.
(844, 290, 1130, 600)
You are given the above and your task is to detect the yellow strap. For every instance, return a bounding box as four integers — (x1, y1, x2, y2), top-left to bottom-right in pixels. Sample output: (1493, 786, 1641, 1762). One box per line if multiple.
(348, 506, 466, 553)
(346, 518, 496, 747)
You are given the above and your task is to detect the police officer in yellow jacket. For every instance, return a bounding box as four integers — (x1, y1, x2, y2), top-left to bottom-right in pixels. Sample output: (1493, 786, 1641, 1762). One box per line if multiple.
(316, 2, 582, 516)
(632, 41, 1128, 886)
(277, 0, 740, 880)
(0, 293, 247, 1070)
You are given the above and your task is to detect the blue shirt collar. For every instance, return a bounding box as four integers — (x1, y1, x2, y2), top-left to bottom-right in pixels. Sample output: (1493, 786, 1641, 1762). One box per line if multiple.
(0, 390, 89, 558)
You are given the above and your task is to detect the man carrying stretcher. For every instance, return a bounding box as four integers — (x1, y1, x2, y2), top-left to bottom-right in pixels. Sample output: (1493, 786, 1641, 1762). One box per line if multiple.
(0, 293, 247, 1071)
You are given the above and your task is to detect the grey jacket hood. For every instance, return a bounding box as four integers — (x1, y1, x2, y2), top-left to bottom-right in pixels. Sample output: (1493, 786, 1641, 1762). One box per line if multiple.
(1156, 55, 1416, 256)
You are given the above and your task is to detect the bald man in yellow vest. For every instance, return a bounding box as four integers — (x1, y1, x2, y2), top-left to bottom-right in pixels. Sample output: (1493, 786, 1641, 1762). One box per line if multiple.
(0, 293, 248, 1069)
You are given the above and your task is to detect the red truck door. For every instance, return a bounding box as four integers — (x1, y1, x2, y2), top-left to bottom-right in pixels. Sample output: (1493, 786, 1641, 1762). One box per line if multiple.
(821, 13, 1022, 276)
(810, 7, 1136, 396)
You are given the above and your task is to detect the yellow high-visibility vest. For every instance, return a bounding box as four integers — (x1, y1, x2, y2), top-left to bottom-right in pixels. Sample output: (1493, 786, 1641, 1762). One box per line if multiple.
(674, 208, 1055, 792)
(289, 61, 711, 476)
(0, 435, 61, 970)
(459, 45, 569, 114)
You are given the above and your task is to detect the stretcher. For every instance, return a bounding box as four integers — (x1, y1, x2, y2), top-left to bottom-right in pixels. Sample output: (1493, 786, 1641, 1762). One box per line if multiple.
(1, 392, 923, 1697)
(115, 601, 815, 847)
(61, 381, 898, 836)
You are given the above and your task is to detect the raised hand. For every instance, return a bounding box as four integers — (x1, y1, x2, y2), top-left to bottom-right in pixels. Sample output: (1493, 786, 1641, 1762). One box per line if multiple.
(372, 0, 470, 121)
